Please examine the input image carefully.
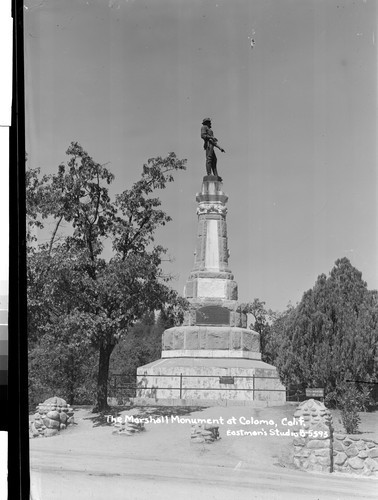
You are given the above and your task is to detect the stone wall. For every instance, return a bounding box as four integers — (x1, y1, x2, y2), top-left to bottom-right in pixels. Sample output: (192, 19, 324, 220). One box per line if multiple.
(292, 399, 333, 473)
(292, 399, 378, 477)
(333, 434, 378, 476)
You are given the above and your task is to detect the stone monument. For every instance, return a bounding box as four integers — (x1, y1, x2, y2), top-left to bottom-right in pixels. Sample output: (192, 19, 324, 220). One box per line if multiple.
(136, 172, 286, 406)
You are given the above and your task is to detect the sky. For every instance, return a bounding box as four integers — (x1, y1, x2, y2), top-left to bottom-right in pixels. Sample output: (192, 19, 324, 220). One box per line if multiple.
(24, 0, 377, 311)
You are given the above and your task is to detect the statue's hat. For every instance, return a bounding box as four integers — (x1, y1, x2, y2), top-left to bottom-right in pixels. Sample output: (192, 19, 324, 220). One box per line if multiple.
(202, 117, 211, 124)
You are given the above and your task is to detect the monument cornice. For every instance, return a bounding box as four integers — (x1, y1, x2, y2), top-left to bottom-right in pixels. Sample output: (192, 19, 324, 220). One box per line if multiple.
(196, 203, 228, 216)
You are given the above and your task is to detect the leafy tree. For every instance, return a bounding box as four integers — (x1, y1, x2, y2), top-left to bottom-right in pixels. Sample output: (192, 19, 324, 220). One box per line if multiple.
(109, 312, 163, 399)
(266, 258, 378, 399)
(243, 298, 279, 361)
(244, 299, 268, 334)
(240, 298, 283, 365)
(27, 142, 187, 411)
(28, 330, 98, 409)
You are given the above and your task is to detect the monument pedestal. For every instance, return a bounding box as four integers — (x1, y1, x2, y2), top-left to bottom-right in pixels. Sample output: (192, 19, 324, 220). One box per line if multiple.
(136, 357, 285, 406)
(136, 176, 286, 406)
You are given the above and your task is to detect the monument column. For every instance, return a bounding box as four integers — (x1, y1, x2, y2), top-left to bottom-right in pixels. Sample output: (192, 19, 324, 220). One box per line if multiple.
(185, 175, 238, 301)
(161, 174, 259, 357)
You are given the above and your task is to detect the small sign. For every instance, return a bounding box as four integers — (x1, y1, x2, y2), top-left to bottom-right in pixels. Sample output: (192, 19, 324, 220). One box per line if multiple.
(306, 388, 324, 398)
(219, 376, 234, 385)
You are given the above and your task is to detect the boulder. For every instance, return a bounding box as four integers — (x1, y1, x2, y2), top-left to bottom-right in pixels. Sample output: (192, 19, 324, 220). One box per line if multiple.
(33, 419, 43, 429)
(345, 446, 359, 457)
(59, 413, 68, 424)
(43, 417, 60, 430)
(368, 448, 378, 459)
(365, 457, 378, 471)
(348, 457, 364, 470)
(334, 452, 348, 466)
(46, 411, 60, 421)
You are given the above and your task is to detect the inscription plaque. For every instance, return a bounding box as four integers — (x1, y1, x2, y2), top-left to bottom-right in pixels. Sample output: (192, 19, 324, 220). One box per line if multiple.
(219, 376, 234, 384)
(196, 306, 230, 325)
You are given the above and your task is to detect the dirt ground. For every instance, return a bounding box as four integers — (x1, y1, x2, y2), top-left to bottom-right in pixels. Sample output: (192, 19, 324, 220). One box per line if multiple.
(29, 403, 378, 499)
(29, 403, 378, 468)
(30, 404, 293, 469)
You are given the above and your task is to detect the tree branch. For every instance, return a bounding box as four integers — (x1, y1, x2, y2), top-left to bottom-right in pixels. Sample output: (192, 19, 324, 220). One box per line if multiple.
(48, 215, 64, 255)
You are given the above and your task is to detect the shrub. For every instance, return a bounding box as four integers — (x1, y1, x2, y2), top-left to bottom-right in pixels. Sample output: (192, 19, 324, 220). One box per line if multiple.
(325, 382, 374, 411)
(341, 406, 361, 434)
(327, 382, 365, 434)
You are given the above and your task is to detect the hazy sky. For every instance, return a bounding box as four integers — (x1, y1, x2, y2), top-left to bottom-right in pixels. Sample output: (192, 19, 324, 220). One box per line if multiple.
(25, 0, 377, 311)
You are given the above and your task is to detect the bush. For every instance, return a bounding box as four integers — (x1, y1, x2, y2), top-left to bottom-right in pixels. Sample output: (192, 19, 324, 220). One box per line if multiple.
(358, 385, 376, 412)
(325, 382, 367, 434)
(341, 406, 361, 434)
(325, 382, 374, 412)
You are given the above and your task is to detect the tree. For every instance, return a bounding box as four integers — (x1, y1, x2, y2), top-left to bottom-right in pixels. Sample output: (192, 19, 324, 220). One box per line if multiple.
(243, 298, 277, 360)
(28, 328, 98, 409)
(109, 310, 173, 384)
(27, 142, 187, 411)
(266, 258, 378, 399)
(109, 301, 188, 402)
(240, 298, 283, 364)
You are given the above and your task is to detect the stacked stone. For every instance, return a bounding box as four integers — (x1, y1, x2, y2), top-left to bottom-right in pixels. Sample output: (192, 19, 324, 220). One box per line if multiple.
(191, 424, 220, 444)
(292, 399, 333, 473)
(333, 435, 378, 476)
(112, 420, 145, 436)
(29, 396, 74, 438)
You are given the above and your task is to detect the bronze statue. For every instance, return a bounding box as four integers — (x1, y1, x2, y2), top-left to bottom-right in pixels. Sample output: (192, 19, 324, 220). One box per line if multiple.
(201, 118, 225, 180)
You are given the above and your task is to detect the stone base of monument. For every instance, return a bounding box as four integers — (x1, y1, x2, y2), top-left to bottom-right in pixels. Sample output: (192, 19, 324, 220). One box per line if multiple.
(162, 325, 261, 353)
(135, 357, 286, 407)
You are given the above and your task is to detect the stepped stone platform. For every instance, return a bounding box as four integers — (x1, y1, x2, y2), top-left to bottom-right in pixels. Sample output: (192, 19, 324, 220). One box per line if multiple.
(136, 357, 285, 404)
(136, 176, 286, 406)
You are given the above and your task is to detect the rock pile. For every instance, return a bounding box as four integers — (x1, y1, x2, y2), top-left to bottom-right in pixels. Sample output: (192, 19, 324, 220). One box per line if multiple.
(292, 399, 333, 473)
(112, 419, 145, 436)
(191, 424, 220, 444)
(29, 396, 75, 438)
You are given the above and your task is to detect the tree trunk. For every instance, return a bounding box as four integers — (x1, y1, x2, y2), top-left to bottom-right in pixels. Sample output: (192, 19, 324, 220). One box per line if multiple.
(94, 343, 115, 412)
(68, 353, 75, 405)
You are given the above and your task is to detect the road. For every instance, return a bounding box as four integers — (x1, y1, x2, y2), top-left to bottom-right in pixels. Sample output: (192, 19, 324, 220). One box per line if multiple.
(30, 449, 377, 500)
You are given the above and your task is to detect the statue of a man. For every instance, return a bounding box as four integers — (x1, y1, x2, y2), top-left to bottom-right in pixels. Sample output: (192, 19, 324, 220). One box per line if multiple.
(201, 118, 225, 180)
